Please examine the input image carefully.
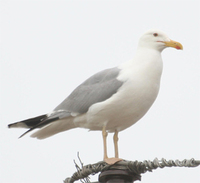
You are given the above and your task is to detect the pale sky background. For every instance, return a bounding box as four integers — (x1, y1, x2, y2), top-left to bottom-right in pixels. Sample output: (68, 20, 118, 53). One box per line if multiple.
(1, 0, 200, 183)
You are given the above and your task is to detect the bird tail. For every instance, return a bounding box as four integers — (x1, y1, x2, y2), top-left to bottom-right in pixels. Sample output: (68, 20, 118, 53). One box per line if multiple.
(8, 113, 76, 139)
(8, 114, 60, 138)
(8, 114, 47, 129)
(30, 117, 75, 139)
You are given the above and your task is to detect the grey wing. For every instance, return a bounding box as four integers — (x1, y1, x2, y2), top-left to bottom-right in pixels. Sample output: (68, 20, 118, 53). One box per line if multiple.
(54, 67, 123, 114)
(8, 68, 124, 138)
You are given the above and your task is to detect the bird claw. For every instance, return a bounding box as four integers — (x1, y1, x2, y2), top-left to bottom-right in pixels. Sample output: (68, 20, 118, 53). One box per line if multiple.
(104, 157, 123, 165)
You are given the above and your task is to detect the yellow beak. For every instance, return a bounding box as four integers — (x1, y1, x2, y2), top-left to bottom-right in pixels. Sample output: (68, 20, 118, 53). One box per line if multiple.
(164, 40, 183, 50)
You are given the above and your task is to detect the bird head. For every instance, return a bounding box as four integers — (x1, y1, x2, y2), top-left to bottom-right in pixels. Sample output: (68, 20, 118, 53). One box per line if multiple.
(138, 29, 183, 52)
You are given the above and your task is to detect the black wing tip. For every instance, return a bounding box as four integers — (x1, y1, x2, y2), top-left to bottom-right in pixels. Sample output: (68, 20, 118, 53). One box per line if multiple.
(18, 117, 59, 138)
(8, 115, 59, 139)
(8, 122, 19, 128)
(7, 114, 48, 129)
(18, 132, 28, 139)
(8, 124, 12, 128)
(18, 135, 22, 139)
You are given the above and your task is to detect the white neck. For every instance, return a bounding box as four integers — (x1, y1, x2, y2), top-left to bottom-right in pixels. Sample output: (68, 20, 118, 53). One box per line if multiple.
(118, 47, 163, 82)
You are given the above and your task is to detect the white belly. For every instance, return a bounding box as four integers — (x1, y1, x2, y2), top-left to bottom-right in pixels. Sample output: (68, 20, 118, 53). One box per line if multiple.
(74, 55, 163, 132)
(82, 76, 160, 132)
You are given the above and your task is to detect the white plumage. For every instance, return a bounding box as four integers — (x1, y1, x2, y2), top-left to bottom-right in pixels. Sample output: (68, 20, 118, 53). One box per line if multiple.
(8, 29, 183, 164)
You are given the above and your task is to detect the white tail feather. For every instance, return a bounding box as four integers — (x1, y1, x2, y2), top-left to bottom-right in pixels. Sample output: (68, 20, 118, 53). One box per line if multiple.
(31, 118, 76, 139)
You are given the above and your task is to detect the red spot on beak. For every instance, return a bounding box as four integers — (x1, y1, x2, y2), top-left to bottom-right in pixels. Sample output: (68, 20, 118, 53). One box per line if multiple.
(176, 46, 181, 50)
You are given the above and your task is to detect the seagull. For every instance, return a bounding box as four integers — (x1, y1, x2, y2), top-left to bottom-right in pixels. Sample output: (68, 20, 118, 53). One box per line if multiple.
(8, 29, 183, 164)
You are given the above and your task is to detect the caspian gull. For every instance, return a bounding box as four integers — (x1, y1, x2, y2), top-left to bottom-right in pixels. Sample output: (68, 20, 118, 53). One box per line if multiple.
(8, 29, 183, 164)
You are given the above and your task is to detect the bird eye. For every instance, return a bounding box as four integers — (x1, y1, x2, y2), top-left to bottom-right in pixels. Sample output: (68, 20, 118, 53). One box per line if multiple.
(153, 33, 158, 37)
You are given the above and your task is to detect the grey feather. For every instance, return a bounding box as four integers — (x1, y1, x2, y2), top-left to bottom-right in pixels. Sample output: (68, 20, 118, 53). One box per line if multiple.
(8, 67, 124, 138)
(54, 67, 123, 114)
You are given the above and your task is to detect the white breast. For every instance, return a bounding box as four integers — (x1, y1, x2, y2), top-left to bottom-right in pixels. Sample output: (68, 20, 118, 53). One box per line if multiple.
(76, 49, 163, 132)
